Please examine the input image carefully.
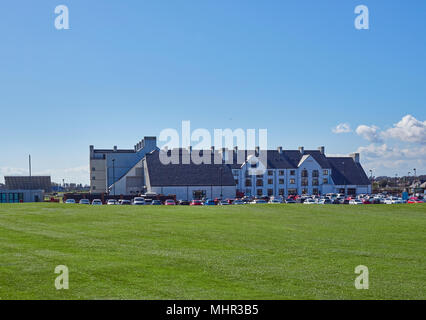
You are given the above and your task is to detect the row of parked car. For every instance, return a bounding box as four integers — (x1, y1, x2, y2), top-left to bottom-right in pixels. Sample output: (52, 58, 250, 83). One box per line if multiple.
(64, 193, 424, 206)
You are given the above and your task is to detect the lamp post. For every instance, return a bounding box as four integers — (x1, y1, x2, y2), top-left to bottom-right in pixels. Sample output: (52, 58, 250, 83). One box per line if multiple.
(112, 159, 116, 196)
(218, 167, 223, 200)
(413, 168, 417, 178)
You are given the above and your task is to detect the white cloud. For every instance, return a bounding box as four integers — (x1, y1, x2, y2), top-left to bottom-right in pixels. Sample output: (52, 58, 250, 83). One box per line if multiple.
(332, 123, 351, 134)
(382, 114, 426, 144)
(356, 144, 426, 175)
(355, 125, 383, 143)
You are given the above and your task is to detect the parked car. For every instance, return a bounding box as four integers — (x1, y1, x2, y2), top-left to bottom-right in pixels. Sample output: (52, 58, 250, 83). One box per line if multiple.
(204, 199, 216, 206)
(118, 199, 131, 205)
(318, 199, 332, 204)
(349, 199, 363, 205)
(151, 200, 162, 205)
(250, 199, 267, 204)
(269, 199, 282, 204)
(92, 199, 103, 205)
(65, 199, 76, 204)
(303, 199, 316, 205)
(285, 199, 296, 204)
(79, 199, 90, 205)
(219, 200, 230, 205)
(107, 199, 118, 205)
(179, 200, 190, 205)
(233, 199, 244, 205)
(407, 198, 424, 204)
(190, 200, 203, 206)
(164, 199, 176, 205)
(132, 197, 145, 205)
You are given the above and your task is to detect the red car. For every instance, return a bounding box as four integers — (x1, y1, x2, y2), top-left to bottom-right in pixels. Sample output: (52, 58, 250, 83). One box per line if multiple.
(164, 199, 176, 205)
(190, 200, 203, 206)
(407, 198, 424, 203)
(362, 199, 371, 204)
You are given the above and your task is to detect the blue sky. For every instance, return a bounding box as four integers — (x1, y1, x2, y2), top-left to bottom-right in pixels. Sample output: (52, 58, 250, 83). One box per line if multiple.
(0, 0, 425, 184)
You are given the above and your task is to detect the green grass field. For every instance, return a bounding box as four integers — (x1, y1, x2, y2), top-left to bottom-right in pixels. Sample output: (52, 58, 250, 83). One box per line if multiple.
(0, 203, 425, 300)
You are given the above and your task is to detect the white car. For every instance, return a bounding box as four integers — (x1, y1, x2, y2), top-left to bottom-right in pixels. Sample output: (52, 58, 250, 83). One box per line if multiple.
(349, 199, 363, 205)
(385, 197, 404, 204)
(92, 199, 103, 205)
(79, 199, 90, 205)
(107, 199, 118, 205)
(65, 199, 76, 204)
(132, 197, 145, 205)
(303, 199, 316, 205)
(268, 199, 282, 204)
(251, 199, 267, 204)
(233, 200, 244, 205)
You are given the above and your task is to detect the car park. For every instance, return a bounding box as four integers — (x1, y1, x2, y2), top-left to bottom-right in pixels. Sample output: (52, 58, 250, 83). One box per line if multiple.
(92, 199, 103, 205)
(65, 199, 76, 204)
(79, 199, 90, 205)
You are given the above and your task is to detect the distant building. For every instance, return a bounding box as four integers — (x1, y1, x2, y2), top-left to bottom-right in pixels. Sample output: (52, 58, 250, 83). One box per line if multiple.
(4, 176, 51, 192)
(0, 189, 44, 203)
(105, 144, 371, 199)
(89, 136, 158, 193)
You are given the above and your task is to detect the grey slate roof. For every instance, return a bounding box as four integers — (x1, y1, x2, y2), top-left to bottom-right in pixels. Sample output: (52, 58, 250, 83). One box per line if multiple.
(327, 157, 370, 186)
(145, 150, 236, 187)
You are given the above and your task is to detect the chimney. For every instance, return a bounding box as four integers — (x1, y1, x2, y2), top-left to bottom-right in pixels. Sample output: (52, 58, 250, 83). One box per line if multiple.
(277, 146, 283, 154)
(318, 146, 325, 155)
(299, 146, 304, 154)
(350, 153, 360, 163)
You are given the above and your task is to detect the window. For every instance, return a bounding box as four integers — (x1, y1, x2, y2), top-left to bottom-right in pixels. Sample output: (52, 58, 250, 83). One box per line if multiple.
(267, 189, 273, 196)
(233, 170, 239, 176)
(288, 189, 297, 195)
(301, 170, 308, 177)
(256, 179, 263, 187)
(268, 170, 273, 176)
(313, 188, 319, 195)
(268, 179, 273, 185)
(279, 189, 285, 196)
(246, 189, 252, 196)
(279, 170, 284, 176)
(313, 179, 319, 186)
(312, 170, 319, 177)
(92, 176, 96, 180)
(289, 179, 295, 184)
(257, 189, 263, 196)
(302, 188, 308, 195)
(323, 170, 329, 175)
(235, 179, 239, 185)
(245, 179, 252, 187)
(323, 178, 328, 184)
(290, 170, 296, 176)
(92, 186, 96, 190)
(91, 167, 96, 171)
(301, 178, 308, 186)
(279, 179, 284, 185)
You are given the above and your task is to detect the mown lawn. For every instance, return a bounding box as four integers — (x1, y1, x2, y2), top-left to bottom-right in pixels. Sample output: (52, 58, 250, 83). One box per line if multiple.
(0, 203, 424, 300)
